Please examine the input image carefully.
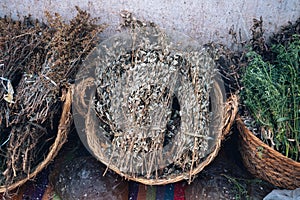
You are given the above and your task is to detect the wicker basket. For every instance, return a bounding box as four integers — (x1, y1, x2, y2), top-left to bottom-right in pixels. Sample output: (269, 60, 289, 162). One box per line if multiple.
(74, 74, 238, 185)
(236, 115, 300, 189)
(73, 26, 239, 185)
(0, 87, 72, 193)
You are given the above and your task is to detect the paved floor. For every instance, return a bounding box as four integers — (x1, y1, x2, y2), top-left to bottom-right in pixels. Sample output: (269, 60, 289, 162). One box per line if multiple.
(4, 127, 275, 199)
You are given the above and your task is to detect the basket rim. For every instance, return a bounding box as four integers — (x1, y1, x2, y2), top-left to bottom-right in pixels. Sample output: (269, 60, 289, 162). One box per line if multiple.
(121, 95, 238, 185)
(77, 84, 238, 185)
(236, 115, 300, 166)
(237, 114, 300, 189)
(0, 87, 72, 193)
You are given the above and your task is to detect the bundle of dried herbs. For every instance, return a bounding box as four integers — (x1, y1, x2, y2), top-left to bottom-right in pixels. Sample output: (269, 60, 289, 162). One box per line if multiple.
(0, 7, 105, 187)
(74, 15, 226, 183)
(241, 18, 300, 161)
(205, 43, 246, 95)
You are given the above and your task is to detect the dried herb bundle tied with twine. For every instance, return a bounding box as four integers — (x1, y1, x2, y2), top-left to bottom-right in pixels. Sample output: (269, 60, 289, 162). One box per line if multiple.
(74, 21, 238, 184)
(0, 7, 105, 192)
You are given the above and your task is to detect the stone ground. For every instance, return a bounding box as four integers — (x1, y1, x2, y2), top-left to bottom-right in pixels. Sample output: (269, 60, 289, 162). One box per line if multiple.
(14, 127, 276, 200)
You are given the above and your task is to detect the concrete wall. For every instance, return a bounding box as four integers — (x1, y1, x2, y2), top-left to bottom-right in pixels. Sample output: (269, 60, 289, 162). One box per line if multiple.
(0, 0, 299, 47)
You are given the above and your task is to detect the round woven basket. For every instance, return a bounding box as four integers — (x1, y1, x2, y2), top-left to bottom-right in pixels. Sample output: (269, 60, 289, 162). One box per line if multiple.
(73, 26, 239, 185)
(74, 80, 237, 185)
(236, 115, 300, 189)
(0, 87, 72, 193)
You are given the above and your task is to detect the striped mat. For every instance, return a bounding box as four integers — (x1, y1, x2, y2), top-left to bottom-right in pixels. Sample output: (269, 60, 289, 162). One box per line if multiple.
(6, 169, 187, 199)
(129, 182, 186, 200)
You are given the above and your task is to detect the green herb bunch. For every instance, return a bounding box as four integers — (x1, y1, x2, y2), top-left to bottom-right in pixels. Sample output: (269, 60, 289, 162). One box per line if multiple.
(242, 35, 300, 161)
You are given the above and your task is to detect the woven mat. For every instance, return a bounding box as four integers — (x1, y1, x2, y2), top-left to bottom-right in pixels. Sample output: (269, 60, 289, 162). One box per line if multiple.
(129, 182, 186, 200)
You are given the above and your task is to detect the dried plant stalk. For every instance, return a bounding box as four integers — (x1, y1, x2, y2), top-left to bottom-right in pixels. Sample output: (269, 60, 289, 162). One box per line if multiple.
(0, 7, 105, 188)
(74, 20, 227, 183)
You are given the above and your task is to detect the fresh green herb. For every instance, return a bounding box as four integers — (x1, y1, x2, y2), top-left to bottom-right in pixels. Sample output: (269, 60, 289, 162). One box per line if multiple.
(222, 174, 263, 200)
(241, 35, 300, 161)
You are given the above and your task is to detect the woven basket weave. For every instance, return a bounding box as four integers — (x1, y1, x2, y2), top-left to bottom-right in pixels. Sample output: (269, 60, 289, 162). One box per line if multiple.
(236, 115, 300, 189)
(73, 25, 242, 185)
(0, 87, 72, 193)
(74, 71, 238, 185)
(73, 26, 240, 185)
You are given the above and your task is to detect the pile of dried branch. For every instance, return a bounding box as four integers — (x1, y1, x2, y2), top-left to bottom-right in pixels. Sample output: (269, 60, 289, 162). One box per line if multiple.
(0, 7, 105, 192)
(74, 18, 238, 184)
